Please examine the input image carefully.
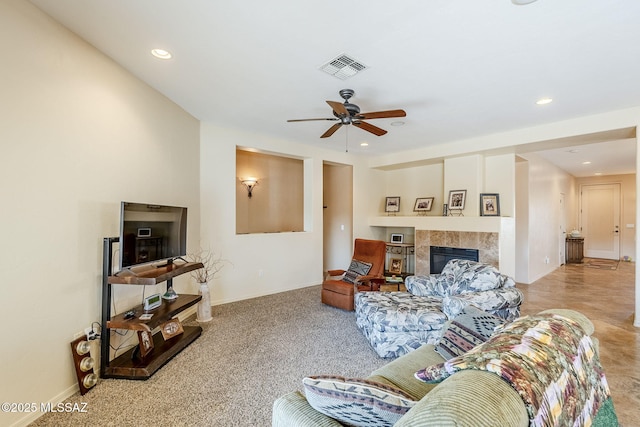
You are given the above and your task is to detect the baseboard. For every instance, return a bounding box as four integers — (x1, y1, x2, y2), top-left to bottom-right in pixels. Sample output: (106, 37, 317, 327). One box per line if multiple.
(211, 282, 319, 306)
(9, 383, 78, 427)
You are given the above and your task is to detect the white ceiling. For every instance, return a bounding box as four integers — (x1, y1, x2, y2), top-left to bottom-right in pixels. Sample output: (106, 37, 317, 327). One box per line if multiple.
(30, 0, 639, 175)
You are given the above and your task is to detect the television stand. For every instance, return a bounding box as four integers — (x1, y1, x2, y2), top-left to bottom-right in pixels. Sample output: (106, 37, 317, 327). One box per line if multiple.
(101, 237, 204, 380)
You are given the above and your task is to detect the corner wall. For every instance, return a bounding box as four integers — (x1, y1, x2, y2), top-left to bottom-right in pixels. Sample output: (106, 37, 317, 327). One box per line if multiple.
(199, 123, 380, 305)
(1, 2, 201, 425)
(516, 153, 576, 284)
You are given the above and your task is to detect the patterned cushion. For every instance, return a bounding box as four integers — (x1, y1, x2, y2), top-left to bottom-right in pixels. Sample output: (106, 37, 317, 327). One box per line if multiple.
(443, 287, 523, 320)
(443, 259, 505, 295)
(435, 305, 503, 360)
(404, 275, 448, 298)
(343, 259, 373, 284)
(302, 375, 416, 427)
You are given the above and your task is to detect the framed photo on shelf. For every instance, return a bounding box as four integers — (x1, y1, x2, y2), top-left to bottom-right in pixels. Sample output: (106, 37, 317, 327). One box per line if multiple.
(480, 193, 500, 216)
(385, 196, 401, 213)
(413, 197, 434, 212)
(390, 233, 404, 244)
(137, 330, 155, 357)
(160, 319, 184, 340)
(447, 190, 466, 210)
(389, 258, 403, 275)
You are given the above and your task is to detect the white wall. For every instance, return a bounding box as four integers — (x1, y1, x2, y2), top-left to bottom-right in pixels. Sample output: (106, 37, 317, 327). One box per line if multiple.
(0, 2, 201, 425)
(517, 153, 575, 283)
(515, 159, 530, 283)
(383, 163, 444, 216)
(485, 154, 516, 217)
(444, 155, 483, 216)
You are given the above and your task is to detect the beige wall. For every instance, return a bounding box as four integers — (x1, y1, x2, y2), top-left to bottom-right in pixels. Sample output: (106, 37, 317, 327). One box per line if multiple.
(1, 2, 201, 425)
(236, 149, 303, 234)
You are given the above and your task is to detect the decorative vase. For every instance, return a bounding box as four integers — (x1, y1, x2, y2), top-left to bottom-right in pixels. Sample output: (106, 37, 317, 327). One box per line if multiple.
(197, 282, 213, 322)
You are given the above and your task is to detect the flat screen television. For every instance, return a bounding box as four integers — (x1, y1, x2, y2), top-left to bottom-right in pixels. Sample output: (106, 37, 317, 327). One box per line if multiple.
(119, 202, 188, 271)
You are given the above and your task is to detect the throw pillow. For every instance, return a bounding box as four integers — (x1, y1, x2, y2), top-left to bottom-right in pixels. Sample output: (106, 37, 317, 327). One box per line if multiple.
(343, 259, 372, 284)
(302, 375, 416, 427)
(435, 305, 504, 360)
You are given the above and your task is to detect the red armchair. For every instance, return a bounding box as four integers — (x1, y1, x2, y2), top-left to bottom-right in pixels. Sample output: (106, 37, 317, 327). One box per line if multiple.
(321, 239, 386, 311)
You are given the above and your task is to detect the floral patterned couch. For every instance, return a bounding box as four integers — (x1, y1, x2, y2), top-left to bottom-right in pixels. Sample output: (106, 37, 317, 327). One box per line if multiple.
(355, 259, 524, 358)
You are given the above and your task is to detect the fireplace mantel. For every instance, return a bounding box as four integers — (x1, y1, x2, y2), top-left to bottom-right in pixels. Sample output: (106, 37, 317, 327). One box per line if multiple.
(369, 216, 515, 277)
(368, 215, 509, 233)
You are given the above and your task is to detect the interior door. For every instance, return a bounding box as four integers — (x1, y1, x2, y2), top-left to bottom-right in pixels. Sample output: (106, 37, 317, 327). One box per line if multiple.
(581, 183, 620, 259)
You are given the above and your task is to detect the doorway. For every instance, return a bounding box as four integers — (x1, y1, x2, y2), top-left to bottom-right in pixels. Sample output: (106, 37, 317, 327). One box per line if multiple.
(580, 183, 621, 260)
(322, 162, 353, 271)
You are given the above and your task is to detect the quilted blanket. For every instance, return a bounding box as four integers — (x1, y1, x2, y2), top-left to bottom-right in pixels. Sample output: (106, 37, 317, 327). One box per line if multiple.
(415, 314, 617, 426)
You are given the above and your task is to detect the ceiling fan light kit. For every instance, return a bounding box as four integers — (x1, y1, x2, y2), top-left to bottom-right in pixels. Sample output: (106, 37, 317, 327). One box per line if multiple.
(287, 89, 406, 139)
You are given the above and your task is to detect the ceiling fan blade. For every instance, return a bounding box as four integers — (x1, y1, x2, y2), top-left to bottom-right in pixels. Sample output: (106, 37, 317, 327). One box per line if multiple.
(358, 109, 406, 120)
(326, 100, 349, 116)
(321, 123, 343, 138)
(353, 121, 387, 136)
(287, 118, 338, 122)
(358, 110, 407, 120)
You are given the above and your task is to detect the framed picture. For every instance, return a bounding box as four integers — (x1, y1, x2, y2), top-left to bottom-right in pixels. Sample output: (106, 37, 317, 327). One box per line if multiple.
(385, 196, 401, 213)
(137, 330, 155, 357)
(390, 233, 404, 244)
(389, 258, 403, 275)
(160, 319, 184, 340)
(447, 190, 467, 210)
(413, 197, 434, 212)
(480, 193, 501, 216)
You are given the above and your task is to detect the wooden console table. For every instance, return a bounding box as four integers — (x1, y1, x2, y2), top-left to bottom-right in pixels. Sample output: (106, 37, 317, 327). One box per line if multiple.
(386, 242, 415, 275)
(565, 237, 584, 264)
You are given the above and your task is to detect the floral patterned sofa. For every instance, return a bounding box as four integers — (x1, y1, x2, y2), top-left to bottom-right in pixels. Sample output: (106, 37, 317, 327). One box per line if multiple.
(355, 259, 524, 358)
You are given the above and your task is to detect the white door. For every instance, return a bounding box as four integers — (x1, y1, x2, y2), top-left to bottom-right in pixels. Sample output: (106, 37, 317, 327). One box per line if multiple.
(581, 184, 620, 260)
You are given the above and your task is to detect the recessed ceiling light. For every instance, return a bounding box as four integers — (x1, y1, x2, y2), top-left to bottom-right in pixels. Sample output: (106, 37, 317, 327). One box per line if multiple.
(390, 121, 405, 126)
(151, 48, 172, 59)
(594, 172, 603, 176)
(360, 142, 369, 147)
(582, 161, 592, 165)
(536, 97, 553, 105)
(512, 0, 537, 5)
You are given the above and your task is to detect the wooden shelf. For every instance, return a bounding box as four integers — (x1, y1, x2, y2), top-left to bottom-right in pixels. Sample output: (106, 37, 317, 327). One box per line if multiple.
(107, 294, 201, 331)
(103, 325, 202, 380)
(101, 238, 206, 380)
(108, 261, 203, 285)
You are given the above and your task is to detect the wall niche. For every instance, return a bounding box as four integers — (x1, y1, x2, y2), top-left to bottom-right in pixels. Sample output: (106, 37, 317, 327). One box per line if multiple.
(236, 147, 304, 234)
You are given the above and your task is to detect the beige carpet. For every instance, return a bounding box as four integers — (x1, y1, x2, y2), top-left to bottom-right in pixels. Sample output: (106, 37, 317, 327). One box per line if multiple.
(585, 258, 620, 270)
(31, 286, 386, 426)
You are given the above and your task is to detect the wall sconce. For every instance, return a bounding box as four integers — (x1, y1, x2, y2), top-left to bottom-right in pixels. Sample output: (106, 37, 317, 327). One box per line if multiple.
(70, 336, 98, 395)
(239, 177, 259, 198)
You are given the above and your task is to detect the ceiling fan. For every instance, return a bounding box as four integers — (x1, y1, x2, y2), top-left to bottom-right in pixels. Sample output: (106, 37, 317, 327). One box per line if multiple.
(287, 89, 406, 138)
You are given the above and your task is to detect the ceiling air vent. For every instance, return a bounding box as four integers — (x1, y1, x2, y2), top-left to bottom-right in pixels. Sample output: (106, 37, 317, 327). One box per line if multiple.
(319, 54, 368, 80)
